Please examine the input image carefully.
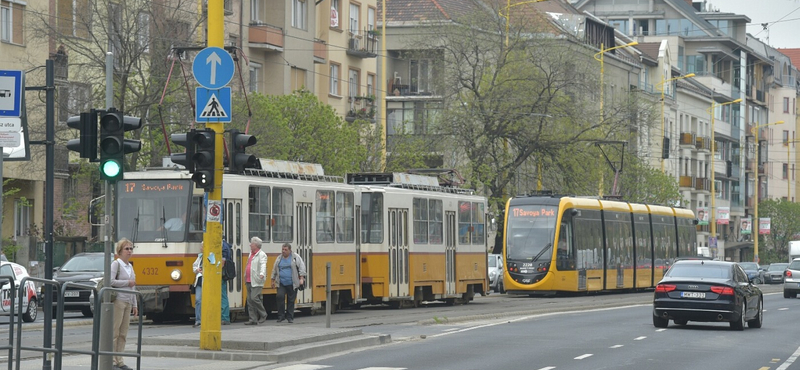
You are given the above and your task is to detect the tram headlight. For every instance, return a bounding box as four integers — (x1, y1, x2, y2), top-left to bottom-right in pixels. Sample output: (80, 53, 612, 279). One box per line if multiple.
(170, 269, 182, 281)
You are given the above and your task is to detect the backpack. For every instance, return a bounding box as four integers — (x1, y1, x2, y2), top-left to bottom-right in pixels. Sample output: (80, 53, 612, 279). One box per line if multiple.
(96, 260, 119, 302)
(223, 258, 236, 281)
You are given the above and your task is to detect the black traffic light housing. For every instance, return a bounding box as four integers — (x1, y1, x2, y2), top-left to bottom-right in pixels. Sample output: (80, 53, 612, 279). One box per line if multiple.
(228, 129, 257, 174)
(170, 129, 197, 172)
(66, 110, 98, 161)
(662, 137, 670, 159)
(98, 108, 143, 182)
(192, 129, 215, 191)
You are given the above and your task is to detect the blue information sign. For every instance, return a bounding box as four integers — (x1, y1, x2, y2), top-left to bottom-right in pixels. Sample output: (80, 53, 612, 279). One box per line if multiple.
(192, 47, 235, 90)
(196, 87, 231, 123)
(0, 70, 23, 117)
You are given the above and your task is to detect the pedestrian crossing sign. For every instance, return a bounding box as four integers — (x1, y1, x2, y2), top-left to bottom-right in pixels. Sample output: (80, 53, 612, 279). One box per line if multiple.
(195, 87, 231, 123)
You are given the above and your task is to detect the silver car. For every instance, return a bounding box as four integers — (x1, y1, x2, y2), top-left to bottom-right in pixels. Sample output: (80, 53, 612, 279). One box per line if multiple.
(784, 259, 800, 298)
(488, 254, 505, 293)
(764, 263, 789, 284)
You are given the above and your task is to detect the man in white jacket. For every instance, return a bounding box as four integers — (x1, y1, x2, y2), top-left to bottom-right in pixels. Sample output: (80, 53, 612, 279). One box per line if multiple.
(244, 236, 268, 325)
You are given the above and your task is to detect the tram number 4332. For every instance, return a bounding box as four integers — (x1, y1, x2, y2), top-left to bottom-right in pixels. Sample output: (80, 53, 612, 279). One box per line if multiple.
(141, 267, 159, 276)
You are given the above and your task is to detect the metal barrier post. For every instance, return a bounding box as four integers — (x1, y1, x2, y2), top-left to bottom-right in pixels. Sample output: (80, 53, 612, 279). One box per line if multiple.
(326, 262, 331, 328)
(54, 282, 101, 370)
(95, 286, 144, 370)
(0, 277, 15, 370)
(15, 277, 60, 370)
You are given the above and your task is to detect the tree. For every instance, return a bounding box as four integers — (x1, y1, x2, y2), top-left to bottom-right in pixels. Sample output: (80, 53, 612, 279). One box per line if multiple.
(755, 199, 800, 262)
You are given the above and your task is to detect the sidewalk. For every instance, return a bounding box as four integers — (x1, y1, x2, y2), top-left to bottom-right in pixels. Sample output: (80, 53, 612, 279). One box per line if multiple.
(10, 323, 391, 370)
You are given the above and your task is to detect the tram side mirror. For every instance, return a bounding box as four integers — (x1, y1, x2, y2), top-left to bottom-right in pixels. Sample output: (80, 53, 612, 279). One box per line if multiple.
(88, 196, 105, 226)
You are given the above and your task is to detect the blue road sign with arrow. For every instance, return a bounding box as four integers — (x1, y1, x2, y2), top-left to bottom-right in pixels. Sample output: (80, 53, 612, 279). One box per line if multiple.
(192, 47, 235, 90)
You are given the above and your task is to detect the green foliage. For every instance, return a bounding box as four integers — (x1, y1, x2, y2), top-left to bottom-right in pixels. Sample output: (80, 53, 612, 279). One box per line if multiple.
(755, 199, 800, 260)
(617, 155, 683, 206)
(1, 239, 21, 262)
(230, 90, 366, 177)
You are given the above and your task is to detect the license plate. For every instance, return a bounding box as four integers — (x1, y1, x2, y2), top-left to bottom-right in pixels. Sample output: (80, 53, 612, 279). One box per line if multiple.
(64, 291, 80, 297)
(681, 291, 706, 298)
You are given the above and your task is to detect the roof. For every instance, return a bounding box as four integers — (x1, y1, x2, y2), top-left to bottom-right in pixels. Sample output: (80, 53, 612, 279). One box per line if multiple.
(636, 42, 661, 62)
(380, 0, 485, 23)
(778, 48, 800, 69)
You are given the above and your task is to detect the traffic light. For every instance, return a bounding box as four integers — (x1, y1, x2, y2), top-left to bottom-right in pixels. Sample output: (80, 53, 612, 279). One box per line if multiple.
(66, 110, 98, 161)
(192, 129, 215, 191)
(661, 137, 670, 159)
(98, 108, 143, 182)
(170, 129, 197, 171)
(228, 129, 257, 173)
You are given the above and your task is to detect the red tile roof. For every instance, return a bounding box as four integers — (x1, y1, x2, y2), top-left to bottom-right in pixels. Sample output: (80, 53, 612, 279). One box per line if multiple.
(777, 48, 800, 69)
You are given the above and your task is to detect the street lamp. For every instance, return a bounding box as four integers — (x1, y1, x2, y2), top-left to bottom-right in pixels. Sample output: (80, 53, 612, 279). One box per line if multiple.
(708, 98, 742, 248)
(498, 0, 549, 46)
(656, 73, 695, 173)
(592, 41, 638, 195)
(752, 120, 785, 263)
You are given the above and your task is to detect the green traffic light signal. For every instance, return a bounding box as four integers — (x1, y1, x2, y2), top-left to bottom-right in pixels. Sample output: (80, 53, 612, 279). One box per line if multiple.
(100, 159, 122, 178)
(99, 108, 124, 182)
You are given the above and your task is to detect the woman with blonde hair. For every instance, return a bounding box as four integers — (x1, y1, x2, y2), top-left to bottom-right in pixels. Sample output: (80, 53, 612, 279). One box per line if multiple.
(111, 238, 137, 370)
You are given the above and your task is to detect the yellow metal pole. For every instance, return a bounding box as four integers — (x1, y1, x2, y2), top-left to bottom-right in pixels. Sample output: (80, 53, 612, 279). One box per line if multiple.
(708, 98, 739, 244)
(380, 0, 387, 170)
(751, 120, 784, 263)
(200, 0, 224, 350)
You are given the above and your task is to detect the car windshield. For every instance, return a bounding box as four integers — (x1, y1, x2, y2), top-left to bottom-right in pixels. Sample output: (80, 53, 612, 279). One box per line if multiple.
(769, 264, 788, 271)
(666, 264, 731, 279)
(59, 255, 105, 272)
(739, 262, 758, 271)
(789, 261, 800, 269)
(488, 257, 497, 268)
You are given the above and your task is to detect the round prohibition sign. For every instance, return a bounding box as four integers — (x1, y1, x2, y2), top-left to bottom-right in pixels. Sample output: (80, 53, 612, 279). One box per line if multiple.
(209, 204, 221, 217)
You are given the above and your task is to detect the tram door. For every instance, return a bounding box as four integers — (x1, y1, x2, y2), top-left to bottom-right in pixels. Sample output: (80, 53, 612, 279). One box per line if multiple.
(224, 199, 244, 309)
(296, 203, 313, 304)
(388, 208, 409, 298)
(445, 211, 456, 296)
(355, 205, 361, 299)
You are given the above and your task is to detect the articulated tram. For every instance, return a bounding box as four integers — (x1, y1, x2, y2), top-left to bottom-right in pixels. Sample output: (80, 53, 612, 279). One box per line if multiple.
(502, 196, 696, 295)
(117, 160, 493, 321)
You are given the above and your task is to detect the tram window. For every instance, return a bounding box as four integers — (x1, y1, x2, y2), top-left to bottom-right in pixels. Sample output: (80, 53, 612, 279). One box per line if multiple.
(458, 201, 472, 244)
(316, 190, 335, 243)
(249, 186, 271, 242)
(472, 202, 485, 245)
(361, 192, 383, 244)
(429, 199, 443, 244)
(188, 196, 204, 241)
(335, 192, 354, 243)
(413, 198, 429, 244)
(272, 188, 293, 242)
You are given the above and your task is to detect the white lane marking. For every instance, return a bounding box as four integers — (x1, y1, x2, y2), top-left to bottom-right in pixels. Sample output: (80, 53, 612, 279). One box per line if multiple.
(776, 346, 800, 370)
(574, 354, 593, 360)
(270, 366, 331, 370)
(610, 344, 624, 348)
(537, 367, 556, 370)
(778, 307, 789, 311)
(655, 328, 667, 332)
(360, 368, 406, 370)
(634, 336, 646, 340)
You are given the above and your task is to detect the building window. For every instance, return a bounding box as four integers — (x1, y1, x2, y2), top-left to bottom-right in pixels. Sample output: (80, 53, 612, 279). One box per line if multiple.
(330, 0, 340, 28)
(249, 62, 261, 93)
(348, 68, 359, 99)
(367, 73, 375, 97)
(14, 199, 31, 240)
(291, 67, 306, 91)
(349, 3, 359, 36)
(250, 0, 261, 23)
(292, 0, 306, 30)
(784, 130, 790, 145)
(785, 97, 790, 113)
(410, 59, 432, 93)
(58, 83, 91, 124)
(1, 1, 23, 44)
(367, 6, 375, 33)
(784, 163, 789, 180)
(138, 12, 150, 52)
(329, 63, 340, 96)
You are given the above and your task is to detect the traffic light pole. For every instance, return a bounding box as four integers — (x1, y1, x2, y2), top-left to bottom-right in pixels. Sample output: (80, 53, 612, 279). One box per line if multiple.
(98, 51, 115, 370)
(199, 0, 225, 350)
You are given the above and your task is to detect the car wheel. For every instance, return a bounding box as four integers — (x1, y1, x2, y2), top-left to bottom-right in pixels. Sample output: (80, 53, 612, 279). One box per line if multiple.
(673, 319, 688, 326)
(22, 299, 37, 323)
(730, 301, 745, 331)
(785, 290, 792, 298)
(81, 307, 94, 318)
(747, 298, 763, 328)
(653, 314, 668, 328)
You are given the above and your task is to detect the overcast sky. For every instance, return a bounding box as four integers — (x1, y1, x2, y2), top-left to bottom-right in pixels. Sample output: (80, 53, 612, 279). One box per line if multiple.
(714, 0, 800, 49)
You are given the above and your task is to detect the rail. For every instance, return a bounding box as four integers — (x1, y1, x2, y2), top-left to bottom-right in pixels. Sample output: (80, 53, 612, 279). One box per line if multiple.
(54, 282, 99, 370)
(14, 277, 60, 370)
(0, 276, 14, 370)
(94, 286, 144, 370)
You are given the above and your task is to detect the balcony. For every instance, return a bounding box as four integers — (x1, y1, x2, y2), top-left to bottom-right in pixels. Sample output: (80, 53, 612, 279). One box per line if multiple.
(345, 95, 376, 123)
(758, 165, 768, 176)
(346, 29, 378, 58)
(313, 39, 327, 64)
(694, 177, 711, 191)
(679, 176, 694, 188)
(695, 136, 711, 151)
(679, 132, 695, 146)
(249, 23, 284, 50)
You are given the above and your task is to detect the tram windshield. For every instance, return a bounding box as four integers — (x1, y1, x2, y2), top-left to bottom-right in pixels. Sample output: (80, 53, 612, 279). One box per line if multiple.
(117, 180, 203, 243)
(506, 205, 558, 262)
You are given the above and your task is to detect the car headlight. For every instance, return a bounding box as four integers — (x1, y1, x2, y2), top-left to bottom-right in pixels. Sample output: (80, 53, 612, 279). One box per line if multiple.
(171, 269, 182, 281)
(489, 271, 497, 279)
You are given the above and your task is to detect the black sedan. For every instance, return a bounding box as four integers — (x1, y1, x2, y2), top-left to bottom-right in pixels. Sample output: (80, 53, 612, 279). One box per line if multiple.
(653, 260, 763, 330)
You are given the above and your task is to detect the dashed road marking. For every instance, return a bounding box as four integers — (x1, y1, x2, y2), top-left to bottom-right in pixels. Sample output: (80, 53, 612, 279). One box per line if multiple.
(270, 365, 331, 370)
(634, 336, 646, 340)
(776, 346, 800, 370)
(778, 308, 789, 311)
(655, 328, 667, 332)
(574, 354, 593, 360)
(537, 367, 556, 370)
(610, 344, 624, 348)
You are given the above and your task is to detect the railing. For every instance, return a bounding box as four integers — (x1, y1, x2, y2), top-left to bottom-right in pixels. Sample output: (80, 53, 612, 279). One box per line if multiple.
(679, 132, 695, 146)
(695, 136, 711, 151)
(346, 28, 378, 58)
(679, 176, 694, 188)
(249, 22, 284, 48)
(694, 177, 711, 191)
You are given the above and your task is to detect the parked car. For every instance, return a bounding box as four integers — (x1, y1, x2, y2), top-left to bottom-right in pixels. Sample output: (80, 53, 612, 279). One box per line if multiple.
(764, 263, 789, 284)
(0, 261, 38, 322)
(653, 260, 763, 330)
(45, 253, 105, 317)
(739, 262, 763, 284)
(783, 259, 800, 298)
(488, 254, 504, 293)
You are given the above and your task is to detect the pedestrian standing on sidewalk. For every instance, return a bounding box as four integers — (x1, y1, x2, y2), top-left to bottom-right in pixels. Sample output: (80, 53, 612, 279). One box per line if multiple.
(192, 242, 203, 328)
(221, 239, 232, 325)
(271, 243, 306, 323)
(111, 238, 137, 370)
(244, 236, 268, 325)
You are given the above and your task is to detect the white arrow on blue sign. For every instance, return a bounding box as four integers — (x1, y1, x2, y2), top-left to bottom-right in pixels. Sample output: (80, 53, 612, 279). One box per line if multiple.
(192, 47, 235, 90)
